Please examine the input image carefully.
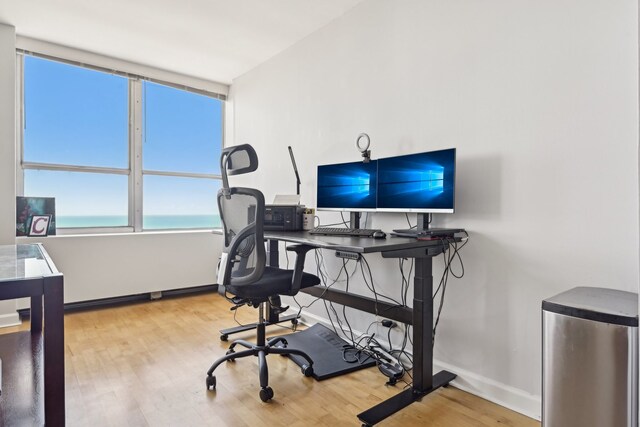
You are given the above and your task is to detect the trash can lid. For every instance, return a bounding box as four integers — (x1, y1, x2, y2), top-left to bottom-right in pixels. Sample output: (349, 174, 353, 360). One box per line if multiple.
(542, 286, 638, 327)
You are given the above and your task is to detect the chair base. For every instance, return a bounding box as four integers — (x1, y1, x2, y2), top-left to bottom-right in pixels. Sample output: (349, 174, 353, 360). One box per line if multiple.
(206, 323, 314, 402)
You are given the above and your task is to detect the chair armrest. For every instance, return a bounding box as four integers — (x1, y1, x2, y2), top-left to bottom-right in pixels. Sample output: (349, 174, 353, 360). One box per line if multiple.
(286, 244, 315, 293)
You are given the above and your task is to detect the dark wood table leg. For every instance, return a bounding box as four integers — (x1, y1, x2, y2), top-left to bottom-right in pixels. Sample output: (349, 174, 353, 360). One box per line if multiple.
(30, 295, 42, 333)
(43, 275, 65, 426)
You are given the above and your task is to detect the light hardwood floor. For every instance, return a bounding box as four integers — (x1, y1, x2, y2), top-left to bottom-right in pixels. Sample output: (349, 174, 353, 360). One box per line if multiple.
(3, 293, 540, 426)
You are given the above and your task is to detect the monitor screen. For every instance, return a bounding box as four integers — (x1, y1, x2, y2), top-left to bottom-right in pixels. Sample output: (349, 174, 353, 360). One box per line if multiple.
(377, 148, 455, 213)
(317, 160, 378, 211)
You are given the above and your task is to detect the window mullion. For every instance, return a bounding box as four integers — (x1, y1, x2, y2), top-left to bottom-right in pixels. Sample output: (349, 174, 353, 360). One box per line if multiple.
(130, 79, 143, 232)
(15, 53, 24, 196)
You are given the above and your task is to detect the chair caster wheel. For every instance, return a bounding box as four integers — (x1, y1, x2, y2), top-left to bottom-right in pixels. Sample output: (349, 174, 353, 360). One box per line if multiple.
(291, 318, 298, 325)
(225, 349, 236, 361)
(301, 364, 314, 377)
(206, 375, 216, 390)
(220, 334, 228, 341)
(259, 386, 274, 402)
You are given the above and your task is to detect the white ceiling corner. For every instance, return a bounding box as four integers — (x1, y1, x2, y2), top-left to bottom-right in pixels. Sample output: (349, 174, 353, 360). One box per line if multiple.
(0, 0, 366, 84)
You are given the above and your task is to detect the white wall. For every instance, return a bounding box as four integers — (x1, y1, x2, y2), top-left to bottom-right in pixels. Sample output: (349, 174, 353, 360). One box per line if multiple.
(229, 0, 639, 418)
(16, 231, 220, 303)
(0, 24, 16, 245)
(0, 23, 19, 326)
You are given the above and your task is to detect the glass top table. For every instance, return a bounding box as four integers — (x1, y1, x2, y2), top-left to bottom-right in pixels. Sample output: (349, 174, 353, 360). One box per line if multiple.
(0, 244, 58, 283)
(0, 244, 65, 426)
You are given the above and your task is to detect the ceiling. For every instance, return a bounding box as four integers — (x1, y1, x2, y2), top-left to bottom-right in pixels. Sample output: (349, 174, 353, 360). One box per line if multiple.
(0, 0, 366, 84)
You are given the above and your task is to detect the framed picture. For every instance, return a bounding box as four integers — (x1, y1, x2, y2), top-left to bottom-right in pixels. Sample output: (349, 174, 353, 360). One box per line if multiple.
(16, 197, 56, 236)
(28, 215, 52, 237)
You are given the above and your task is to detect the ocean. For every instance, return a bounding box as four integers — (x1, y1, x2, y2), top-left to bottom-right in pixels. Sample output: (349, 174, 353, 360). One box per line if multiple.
(56, 215, 222, 230)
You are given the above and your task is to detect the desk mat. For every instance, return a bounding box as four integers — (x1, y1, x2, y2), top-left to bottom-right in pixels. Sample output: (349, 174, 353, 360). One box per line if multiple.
(274, 323, 376, 380)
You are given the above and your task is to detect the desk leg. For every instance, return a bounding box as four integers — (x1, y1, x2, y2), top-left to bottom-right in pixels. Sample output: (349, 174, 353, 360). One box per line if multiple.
(267, 239, 279, 268)
(266, 239, 282, 323)
(413, 256, 433, 390)
(43, 275, 65, 426)
(31, 295, 43, 333)
(357, 256, 456, 426)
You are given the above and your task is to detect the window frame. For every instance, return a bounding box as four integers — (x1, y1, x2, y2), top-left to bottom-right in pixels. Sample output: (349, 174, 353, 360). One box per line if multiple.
(16, 52, 225, 235)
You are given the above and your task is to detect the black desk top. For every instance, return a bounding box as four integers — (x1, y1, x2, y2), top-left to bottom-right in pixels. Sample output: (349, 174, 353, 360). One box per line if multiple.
(270, 230, 459, 254)
(213, 229, 461, 253)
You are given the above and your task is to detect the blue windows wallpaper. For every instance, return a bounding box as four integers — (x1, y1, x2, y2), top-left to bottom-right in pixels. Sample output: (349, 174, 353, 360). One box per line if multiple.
(317, 161, 378, 210)
(377, 148, 455, 211)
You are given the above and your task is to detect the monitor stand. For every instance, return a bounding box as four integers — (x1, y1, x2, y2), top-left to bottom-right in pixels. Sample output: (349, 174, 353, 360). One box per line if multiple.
(349, 212, 361, 229)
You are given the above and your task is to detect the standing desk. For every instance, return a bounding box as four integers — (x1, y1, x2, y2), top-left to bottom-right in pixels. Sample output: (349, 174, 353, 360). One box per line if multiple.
(262, 230, 459, 426)
(0, 244, 65, 426)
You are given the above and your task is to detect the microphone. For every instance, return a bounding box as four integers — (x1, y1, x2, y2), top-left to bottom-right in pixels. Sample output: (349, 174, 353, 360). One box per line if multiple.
(288, 146, 301, 196)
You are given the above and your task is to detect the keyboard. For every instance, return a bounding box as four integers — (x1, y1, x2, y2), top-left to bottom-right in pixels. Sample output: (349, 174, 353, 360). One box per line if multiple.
(309, 227, 382, 237)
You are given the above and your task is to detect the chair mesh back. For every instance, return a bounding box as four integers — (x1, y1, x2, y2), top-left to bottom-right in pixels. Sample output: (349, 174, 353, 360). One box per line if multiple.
(218, 188, 265, 287)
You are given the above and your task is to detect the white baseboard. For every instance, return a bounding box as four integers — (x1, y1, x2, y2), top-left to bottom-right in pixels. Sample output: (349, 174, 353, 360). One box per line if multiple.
(293, 310, 541, 421)
(433, 358, 541, 420)
(0, 312, 21, 328)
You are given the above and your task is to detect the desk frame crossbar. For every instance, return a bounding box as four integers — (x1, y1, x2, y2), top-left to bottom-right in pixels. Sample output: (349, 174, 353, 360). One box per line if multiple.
(300, 286, 412, 325)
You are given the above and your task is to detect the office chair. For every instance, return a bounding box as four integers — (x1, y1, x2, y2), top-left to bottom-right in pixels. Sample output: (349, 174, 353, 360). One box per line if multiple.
(206, 144, 319, 402)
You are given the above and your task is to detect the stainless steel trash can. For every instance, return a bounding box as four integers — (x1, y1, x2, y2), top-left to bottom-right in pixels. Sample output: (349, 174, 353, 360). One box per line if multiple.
(542, 287, 638, 427)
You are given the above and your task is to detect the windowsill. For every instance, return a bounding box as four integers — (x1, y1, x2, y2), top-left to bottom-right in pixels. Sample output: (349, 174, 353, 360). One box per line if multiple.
(16, 228, 223, 240)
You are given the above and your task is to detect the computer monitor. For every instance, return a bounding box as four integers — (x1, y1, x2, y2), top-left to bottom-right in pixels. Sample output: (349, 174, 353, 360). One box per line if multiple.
(377, 148, 455, 213)
(316, 160, 378, 211)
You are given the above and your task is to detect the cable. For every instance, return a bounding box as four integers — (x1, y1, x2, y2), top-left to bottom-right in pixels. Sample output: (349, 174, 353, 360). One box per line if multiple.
(404, 213, 417, 229)
(432, 232, 469, 346)
(289, 249, 359, 344)
(285, 247, 290, 269)
(360, 256, 404, 307)
(303, 250, 405, 373)
(339, 212, 352, 228)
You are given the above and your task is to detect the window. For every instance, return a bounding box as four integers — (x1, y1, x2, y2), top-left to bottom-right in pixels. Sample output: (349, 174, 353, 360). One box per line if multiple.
(18, 54, 225, 232)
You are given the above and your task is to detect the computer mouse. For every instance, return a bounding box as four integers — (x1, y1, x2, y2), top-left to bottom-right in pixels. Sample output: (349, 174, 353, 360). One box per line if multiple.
(372, 230, 386, 239)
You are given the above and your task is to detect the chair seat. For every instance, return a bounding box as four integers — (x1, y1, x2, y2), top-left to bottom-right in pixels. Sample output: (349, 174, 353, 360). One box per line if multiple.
(226, 267, 320, 299)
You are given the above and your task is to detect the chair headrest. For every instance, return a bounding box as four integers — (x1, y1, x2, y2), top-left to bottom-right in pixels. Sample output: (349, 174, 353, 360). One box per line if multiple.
(220, 144, 259, 197)
(221, 144, 259, 176)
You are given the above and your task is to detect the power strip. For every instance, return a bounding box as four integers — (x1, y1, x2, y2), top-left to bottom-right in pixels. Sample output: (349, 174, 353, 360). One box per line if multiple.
(335, 250, 360, 261)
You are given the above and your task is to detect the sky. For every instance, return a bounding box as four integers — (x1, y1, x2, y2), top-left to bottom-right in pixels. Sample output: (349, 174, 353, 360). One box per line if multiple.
(23, 56, 223, 218)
